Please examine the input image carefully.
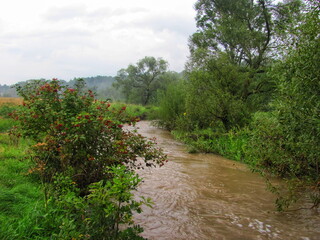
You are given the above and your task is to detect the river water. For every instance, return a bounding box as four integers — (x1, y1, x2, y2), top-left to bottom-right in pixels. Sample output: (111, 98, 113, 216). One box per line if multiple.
(133, 121, 320, 240)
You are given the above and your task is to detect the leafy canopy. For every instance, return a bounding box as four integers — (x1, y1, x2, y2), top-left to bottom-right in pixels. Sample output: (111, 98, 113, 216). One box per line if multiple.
(114, 56, 168, 105)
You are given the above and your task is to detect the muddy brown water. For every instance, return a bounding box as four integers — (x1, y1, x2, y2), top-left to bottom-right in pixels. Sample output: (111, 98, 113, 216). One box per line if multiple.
(132, 121, 320, 240)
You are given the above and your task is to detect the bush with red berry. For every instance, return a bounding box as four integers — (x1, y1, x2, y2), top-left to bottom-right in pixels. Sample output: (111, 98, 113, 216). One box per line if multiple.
(12, 79, 166, 193)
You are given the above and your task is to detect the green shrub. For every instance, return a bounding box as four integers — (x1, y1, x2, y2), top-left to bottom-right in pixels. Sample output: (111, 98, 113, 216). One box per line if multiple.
(6, 78, 166, 238)
(244, 112, 292, 175)
(110, 103, 159, 120)
(12, 79, 166, 193)
(172, 127, 249, 162)
(156, 80, 186, 130)
(34, 166, 148, 239)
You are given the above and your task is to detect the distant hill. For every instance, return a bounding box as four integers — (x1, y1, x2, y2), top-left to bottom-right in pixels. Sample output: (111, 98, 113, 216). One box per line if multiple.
(69, 75, 115, 89)
(0, 84, 18, 97)
(0, 76, 123, 101)
(69, 76, 123, 101)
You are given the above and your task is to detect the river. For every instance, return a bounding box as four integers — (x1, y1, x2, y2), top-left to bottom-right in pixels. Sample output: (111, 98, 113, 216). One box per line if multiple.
(132, 121, 320, 240)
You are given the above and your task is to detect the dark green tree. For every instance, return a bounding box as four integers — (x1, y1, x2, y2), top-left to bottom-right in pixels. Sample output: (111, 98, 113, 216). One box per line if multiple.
(182, 0, 304, 132)
(246, 0, 320, 209)
(274, 0, 320, 178)
(185, 53, 250, 131)
(113, 56, 168, 105)
(189, 0, 303, 69)
(187, 0, 303, 105)
(156, 73, 186, 130)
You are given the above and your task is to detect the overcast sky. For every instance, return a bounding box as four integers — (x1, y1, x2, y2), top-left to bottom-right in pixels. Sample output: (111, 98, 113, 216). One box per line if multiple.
(0, 0, 197, 85)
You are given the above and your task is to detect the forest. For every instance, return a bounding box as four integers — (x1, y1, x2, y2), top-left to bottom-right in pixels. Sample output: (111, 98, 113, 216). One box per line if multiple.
(0, 0, 319, 238)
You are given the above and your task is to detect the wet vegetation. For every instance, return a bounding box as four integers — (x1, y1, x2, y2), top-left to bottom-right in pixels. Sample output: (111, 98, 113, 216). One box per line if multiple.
(0, 0, 319, 238)
(155, 0, 320, 211)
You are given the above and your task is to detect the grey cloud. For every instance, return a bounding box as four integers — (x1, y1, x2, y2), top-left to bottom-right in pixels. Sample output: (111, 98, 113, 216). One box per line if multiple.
(113, 14, 196, 38)
(88, 6, 147, 18)
(85, 7, 128, 20)
(44, 5, 148, 23)
(0, 18, 3, 33)
(140, 14, 196, 37)
(3, 28, 92, 39)
(44, 5, 87, 21)
(2, 27, 94, 62)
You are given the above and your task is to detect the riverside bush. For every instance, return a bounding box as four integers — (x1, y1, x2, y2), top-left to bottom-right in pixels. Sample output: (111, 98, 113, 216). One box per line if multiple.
(36, 166, 148, 239)
(156, 80, 186, 130)
(172, 127, 249, 162)
(9, 78, 166, 238)
(12, 79, 166, 192)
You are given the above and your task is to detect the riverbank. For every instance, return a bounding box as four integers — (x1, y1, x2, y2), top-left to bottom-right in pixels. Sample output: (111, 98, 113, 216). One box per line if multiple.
(134, 121, 320, 240)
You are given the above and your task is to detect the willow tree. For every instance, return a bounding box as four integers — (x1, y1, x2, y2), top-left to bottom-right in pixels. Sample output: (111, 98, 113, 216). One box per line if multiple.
(184, 0, 303, 131)
(246, 0, 320, 209)
(114, 56, 168, 105)
(189, 0, 303, 69)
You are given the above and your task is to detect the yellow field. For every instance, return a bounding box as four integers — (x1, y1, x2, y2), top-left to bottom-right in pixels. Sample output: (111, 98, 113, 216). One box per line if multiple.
(0, 97, 22, 105)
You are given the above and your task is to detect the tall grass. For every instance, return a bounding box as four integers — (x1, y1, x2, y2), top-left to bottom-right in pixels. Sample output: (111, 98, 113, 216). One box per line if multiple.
(0, 133, 44, 239)
(172, 127, 250, 164)
(0, 103, 19, 133)
(0, 118, 15, 133)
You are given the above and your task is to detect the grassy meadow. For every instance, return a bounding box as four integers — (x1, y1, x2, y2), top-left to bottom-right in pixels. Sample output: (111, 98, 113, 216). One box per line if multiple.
(0, 98, 45, 238)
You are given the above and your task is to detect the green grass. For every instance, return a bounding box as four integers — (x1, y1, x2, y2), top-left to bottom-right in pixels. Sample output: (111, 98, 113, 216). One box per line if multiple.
(0, 118, 16, 133)
(0, 133, 45, 239)
(0, 104, 19, 133)
(111, 102, 159, 120)
(0, 103, 19, 117)
(172, 127, 251, 164)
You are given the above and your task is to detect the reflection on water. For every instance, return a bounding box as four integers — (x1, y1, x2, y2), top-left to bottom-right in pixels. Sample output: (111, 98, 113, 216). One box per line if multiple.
(133, 121, 320, 240)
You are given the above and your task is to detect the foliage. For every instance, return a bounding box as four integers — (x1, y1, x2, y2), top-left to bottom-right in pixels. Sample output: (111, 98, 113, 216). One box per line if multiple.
(189, 0, 303, 69)
(186, 0, 300, 118)
(172, 127, 249, 162)
(272, 0, 320, 179)
(11, 79, 166, 194)
(36, 166, 148, 239)
(155, 78, 187, 130)
(0, 103, 19, 118)
(241, 1, 320, 208)
(245, 112, 293, 176)
(0, 103, 19, 133)
(114, 56, 168, 105)
(185, 54, 251, 131)
(0, 131, 152, 239)
(110, 102, 159, 120)
(258, 1, 319, 208)
(5, 78, 166, 238)
(154, 0, 319, 211)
